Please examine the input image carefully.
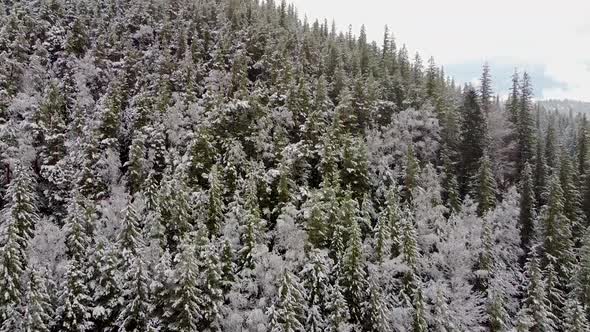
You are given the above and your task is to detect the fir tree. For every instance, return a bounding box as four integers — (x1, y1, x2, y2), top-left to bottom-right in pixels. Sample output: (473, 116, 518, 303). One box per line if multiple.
(460, 86, 488, 194)
(57, 260, 93, 332)
(116, 254, 151, 332)
(519, 162, 536, 253)
(207, 164, 224, 238)
(340, 217, 367, 324)
(166, 237, 203, 332)
(473, 154, 497, 216)
(23, 268, 53, 332)
(364, 281, 390, 332)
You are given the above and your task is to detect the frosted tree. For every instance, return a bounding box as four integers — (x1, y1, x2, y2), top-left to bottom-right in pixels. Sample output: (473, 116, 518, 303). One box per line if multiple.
(519, 162, 536, 253)
(269, 271, 307, 332)
(520, 249, 557, 332)
(89, 240, 122, 331)
(166, 237, 203, 332)
(541, 174, 575, 285)
(364, 281, 391, 332)
(562, 296, 590, 332)
(412, 286, 428, 332)
(1, 162, 38, 261)
(22, 268, 54, 332)
(207, 164, 224, 238)
(125, 132, 147, 196)
(340, 217, 367, 324)
(473, 154, 497, 216)
(116, 253, 152, 332)
(56, 259, 93, 332)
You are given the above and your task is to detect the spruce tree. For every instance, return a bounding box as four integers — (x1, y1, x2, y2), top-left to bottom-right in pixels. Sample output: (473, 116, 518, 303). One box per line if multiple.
(271, 271, 307, 332)
(340, 217, 367, 324)
(167, 237, 203, 332)
(23, 268, 53, 332)
(57, 260, 93, 332)
(116, 254, 151, 332)
(364, 281, 390, 332)
(207, 164, 224, 238)
(521, 250, 557, 332)
(460, 86, 487, 194)
(519, 162, 536, 254)
(473, 154, 497, 216)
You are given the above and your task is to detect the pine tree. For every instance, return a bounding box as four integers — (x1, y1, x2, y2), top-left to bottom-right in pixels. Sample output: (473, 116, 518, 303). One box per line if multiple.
(23, 268, 53, 332)
(412, 286, 428, 332)
(480, 62, 493, 115)
(404, 145, 420, 203)
(521, 250, 557, 332)
(271, 271, 307, 332)
(90, 240, 122, 331)
(517, 72, 535, 172)
(544, 262, 565, 329)
(534, 138, 548, 207)
(166, 237, 203, 332)
(57, 260, 93, 332)
(577, 228, 590, 313)
(1, 162, 38, 261)
(519, 162, 536, 253)
(563, 296, 590, 332)
(118, 200, 144, 257)
(0, 220, 25, 322)
(364, 281, 390, 332)
(373, 211, 391, 264)
(116, 254, 151, 332)
(460, 86, 488, 193)
(126, 132, 147, 196)
(326, 283, 351, 332)
(207, 164, 224, 238)
(473, 154, 497, 216)
(220, 240, 235, 295)
(542, 175, 576, 284)
(340, 217, 367, 324)
(64, 191, 92, 261)
(306, 190, 327, 249)
(240, 176, 263, 269)
(384, 187, 402, 258)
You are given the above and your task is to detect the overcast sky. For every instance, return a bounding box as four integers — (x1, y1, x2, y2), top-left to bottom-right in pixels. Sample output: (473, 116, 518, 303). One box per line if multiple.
(289, 0, 590, 101)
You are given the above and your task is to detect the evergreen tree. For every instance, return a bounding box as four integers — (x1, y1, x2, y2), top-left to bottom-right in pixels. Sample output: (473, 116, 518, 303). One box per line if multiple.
(460, 86, 488, 193)
(517, 72, 535, 172)
(207, 164, 224, 238)
(412, 286, 428, 332)
(364, 281, 390, 332)
(473, 154, 497, 216)
(340, 217, 367, 324)
(23, 268, 53, 332)
(126, 132, 147, 196)
(166, 237, 203, 332)
(542, 175, 576, 284)
(480, 62, 493, 115)
(271, 271, 307, 332)
(519, 162, 536, 253)
(404, 145, 420, 203)
(521, 250, 557, 332)
(116, 254, 151, 332)
(563, 296, 590, 332)
(57, 260, 93, 332)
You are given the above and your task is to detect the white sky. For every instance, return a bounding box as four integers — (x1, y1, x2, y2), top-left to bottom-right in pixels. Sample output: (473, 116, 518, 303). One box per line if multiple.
(289, 0, 590, 101)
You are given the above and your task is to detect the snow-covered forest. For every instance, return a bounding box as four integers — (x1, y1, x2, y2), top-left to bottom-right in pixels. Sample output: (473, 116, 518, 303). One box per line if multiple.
(1, 0, 590, 331)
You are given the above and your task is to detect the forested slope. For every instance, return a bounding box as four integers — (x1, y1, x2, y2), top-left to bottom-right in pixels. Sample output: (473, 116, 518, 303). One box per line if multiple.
(0, 0, 590, 331)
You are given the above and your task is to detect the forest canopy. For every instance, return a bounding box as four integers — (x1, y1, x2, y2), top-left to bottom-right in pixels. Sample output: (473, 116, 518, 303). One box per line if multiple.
(0, 0, 589, 331)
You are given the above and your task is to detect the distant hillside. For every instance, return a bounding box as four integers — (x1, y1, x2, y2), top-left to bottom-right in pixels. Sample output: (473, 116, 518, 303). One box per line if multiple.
(539, 99, 590, 114)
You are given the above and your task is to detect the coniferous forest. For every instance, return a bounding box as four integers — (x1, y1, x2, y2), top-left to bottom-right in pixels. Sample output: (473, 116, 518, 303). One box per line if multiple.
(1, 0, 590, 331)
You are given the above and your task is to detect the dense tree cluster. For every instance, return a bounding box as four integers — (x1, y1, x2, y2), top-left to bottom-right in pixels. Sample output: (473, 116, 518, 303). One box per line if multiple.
(1, 0, 590, 331)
